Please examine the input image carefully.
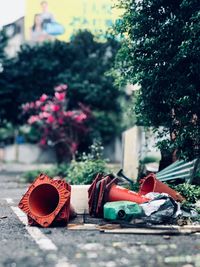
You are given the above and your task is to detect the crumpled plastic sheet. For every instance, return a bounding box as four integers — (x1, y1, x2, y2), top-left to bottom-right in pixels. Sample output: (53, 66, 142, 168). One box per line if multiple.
(140, 193, 180, 224)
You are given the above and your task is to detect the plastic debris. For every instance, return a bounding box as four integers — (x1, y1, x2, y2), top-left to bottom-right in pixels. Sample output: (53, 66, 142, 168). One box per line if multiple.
(140, 194, 179, 224)
(88, 173, 150, 217)
(139, 173, 185, 202)
(104, 201, 144, 221)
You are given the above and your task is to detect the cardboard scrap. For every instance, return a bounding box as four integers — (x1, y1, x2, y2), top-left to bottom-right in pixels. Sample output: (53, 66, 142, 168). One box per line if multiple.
(67, 223, 97, 230)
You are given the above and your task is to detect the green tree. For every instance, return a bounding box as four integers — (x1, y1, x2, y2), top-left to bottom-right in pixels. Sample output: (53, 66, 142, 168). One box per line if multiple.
(0, 31, 122, 145)
(115, 0, 200, 160)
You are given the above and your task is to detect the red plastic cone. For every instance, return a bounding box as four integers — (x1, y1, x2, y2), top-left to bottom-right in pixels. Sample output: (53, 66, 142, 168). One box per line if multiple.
(139, 173, 185, 202)
(18, 173, 75, 227)
(108, 184, 150, 204)
(88, 173, 150, 217)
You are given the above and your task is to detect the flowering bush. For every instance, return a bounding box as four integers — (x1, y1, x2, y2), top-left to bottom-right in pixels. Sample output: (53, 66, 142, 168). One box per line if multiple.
(22, 84, 91, 162)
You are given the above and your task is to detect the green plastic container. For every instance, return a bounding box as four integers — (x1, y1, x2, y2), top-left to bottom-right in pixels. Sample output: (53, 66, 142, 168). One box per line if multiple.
(103, 201, 144, 221)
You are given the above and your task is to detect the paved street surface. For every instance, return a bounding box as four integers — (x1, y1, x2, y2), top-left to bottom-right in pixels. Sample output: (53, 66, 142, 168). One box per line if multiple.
(0, 168, 200, 267)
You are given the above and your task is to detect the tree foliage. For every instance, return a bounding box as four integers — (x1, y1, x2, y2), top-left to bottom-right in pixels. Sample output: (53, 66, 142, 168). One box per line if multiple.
(115, 0, 200, 160)
(0, 31, 122, 145)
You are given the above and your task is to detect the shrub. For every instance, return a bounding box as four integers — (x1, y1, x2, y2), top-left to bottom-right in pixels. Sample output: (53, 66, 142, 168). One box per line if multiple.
(65, 141, 109, 184)
(66, 158, 108, 185)
(22, 84, 91, 162)
(1, 31, 122, 145)
(171, 183, 200, 204)
(22, 141, 109, 184)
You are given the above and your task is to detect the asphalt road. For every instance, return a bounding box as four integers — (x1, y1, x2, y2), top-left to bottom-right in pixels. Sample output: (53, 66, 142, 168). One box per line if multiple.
(0, 169, 200, 267)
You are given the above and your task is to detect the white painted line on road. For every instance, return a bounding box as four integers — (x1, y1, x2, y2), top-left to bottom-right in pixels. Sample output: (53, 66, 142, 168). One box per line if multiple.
(5, 198, 75, 267)
(10, 205, 58, 251)
(5, 198, 57, 250)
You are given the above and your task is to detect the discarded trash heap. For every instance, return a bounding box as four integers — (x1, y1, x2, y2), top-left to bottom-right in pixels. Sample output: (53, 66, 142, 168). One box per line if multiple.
(18, 171, 185, 228)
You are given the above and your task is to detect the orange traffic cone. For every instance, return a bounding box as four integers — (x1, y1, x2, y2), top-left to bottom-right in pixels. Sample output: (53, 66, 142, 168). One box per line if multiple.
(108, 184, 150, 204)
(139, 173, 185, 202)
(18, 173, 75, 227)
(88, 173, 150, 217)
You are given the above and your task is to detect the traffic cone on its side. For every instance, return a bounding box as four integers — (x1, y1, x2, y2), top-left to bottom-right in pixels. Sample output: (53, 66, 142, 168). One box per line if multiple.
(139, 173, 185, 202)
(88, 173, 150, 217)
(18, 173, 76, 227)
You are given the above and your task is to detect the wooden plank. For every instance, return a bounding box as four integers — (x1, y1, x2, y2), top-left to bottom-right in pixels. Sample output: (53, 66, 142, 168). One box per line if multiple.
(67, 221, 200, 233)
(119, 222, 200, 231)
(67, 223, 121, 231)
(67, 224, 97, 230)
(100, 228, 200, 235)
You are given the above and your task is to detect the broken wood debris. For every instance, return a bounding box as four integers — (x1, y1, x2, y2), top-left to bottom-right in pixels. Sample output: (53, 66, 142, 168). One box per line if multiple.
(67, 220, 200, 235)
(67, 223, 121, 231)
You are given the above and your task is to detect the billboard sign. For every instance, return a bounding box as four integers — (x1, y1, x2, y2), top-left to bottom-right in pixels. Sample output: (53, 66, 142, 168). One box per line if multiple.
(25, 0, 120, 42)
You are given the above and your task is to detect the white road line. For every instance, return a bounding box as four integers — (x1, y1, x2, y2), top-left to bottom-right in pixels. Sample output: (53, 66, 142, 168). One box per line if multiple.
(6, 198, 57, 250)
(5, 198, 75, 267)
(9, 204, 57, 251)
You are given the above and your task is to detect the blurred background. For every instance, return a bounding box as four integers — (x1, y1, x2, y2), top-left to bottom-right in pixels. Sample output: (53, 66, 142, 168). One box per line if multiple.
(0, 0, 160, 182)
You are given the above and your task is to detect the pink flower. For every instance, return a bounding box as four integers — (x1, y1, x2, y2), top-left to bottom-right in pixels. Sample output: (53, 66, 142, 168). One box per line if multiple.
(61, 84, 67, 89)
(55, 84, 68, 92)
(39, 112, 50, 118)
(35, 100, 41, 107)
(51, 104, 60, 112)
(55, 92, 65, 101)
(28, 115, 39, 124)
(41, 104, 49, 111)
(29, 102, 35, 109)
(40, 94, 48, 102)
(74, 113, 87, 122)
(47, 115, 55, 123)
(39, 138, 46, 146)
(22, 103, 30, 112)
(64, 111, 74, 117)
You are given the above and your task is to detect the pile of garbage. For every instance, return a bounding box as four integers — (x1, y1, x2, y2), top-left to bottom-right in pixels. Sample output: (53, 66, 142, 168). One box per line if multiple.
(18, 172, 199, 228)
(88, 172, 198, 225)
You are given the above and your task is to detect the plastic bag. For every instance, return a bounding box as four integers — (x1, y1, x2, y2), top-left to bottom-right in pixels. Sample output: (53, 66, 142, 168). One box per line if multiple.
(140, 194, 179, 224)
